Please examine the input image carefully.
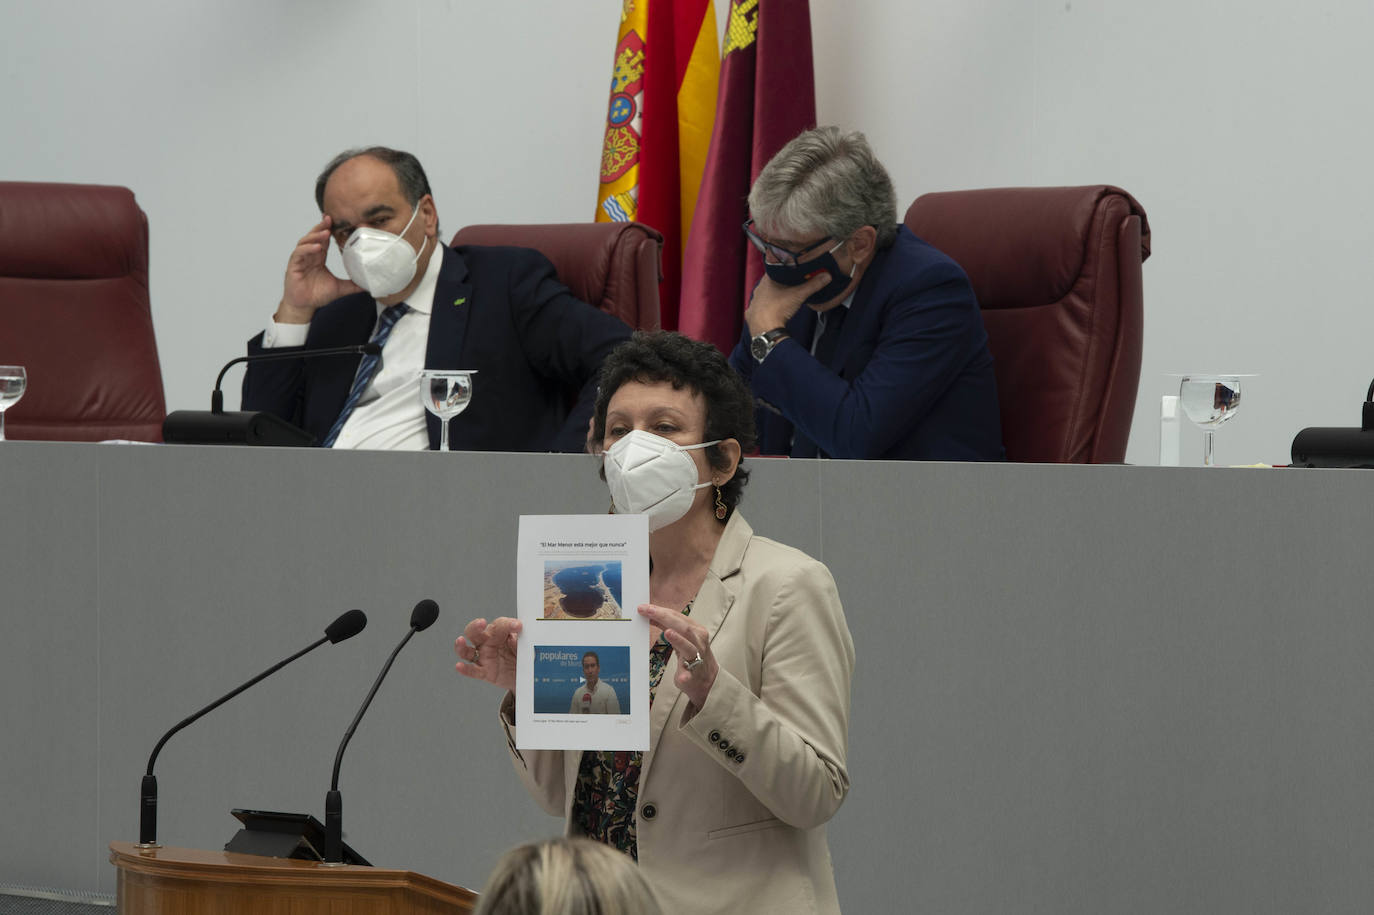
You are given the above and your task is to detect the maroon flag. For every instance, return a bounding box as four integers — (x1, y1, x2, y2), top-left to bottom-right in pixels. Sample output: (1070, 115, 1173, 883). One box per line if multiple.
(678, 0, 816, 354)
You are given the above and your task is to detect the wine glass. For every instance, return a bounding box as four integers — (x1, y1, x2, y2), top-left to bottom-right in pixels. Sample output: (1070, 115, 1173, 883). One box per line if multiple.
(0, 365, 27, 442)
(1179, 374, 1243, 466)
(419, 370, 475, 452)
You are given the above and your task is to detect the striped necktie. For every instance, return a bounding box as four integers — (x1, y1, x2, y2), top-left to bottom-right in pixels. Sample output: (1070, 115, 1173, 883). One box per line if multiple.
(321, 302, 410, 448)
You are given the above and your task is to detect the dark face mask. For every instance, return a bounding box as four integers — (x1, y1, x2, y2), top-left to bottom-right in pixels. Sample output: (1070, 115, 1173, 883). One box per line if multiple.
(763, 239, 855, 306)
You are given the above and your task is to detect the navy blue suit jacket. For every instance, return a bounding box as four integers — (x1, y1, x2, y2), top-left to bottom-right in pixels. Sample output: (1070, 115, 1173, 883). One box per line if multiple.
(242, 245, 630, 452)
(729, 226, 1003, 461)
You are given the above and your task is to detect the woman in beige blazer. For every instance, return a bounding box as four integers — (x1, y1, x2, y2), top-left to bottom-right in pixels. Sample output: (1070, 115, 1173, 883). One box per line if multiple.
(457, 332, 855, 914)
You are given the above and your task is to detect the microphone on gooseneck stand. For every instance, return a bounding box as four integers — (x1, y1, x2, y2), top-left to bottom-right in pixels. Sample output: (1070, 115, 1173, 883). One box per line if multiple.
(138, 608, 367, 847)
(161, 343, 381, 446)
(324, 599, 440, 864)
(207, 344, 382, 414)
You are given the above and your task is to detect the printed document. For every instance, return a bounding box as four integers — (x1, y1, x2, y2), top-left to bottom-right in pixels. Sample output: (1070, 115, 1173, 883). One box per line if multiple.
(514, 514, 649, 750)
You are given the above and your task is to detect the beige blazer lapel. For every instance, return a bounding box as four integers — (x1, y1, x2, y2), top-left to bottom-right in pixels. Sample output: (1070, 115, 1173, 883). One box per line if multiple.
(641, 514, 750, 774)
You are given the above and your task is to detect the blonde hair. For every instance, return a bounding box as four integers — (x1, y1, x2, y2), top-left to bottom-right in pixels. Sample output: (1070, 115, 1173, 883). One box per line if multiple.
(474, 838, 662, 915)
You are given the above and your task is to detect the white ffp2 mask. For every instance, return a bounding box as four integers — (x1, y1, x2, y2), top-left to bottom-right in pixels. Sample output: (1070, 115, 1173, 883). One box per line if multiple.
(602, 430, 720, 532)
(340, 204, 428, 298)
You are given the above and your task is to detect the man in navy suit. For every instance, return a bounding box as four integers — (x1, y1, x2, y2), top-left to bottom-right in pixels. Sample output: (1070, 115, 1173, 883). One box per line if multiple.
(242, 147, 630, 452)
(728, 128, 1003, 461)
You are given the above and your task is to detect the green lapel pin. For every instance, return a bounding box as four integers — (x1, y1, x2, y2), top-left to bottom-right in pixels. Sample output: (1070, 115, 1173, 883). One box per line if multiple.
(453, 296, 467, 306)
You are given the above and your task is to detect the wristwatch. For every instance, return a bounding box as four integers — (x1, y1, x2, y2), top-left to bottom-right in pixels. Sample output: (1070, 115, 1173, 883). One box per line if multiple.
(750, 327, 790, 363)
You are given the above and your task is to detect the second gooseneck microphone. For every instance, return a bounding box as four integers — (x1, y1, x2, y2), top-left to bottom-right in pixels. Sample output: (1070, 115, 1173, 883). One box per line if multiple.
(324, 599, 440, 863)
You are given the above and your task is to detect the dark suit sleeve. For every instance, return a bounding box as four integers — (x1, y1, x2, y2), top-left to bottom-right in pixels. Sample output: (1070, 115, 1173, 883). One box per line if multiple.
(241, 330, 308, 427)
(503, 250, 632, 453)
(745, 268, 983, 460)
(728, 326, 755, 380)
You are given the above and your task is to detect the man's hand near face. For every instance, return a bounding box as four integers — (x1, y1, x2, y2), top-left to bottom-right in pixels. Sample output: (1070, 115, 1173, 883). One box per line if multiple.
(275, 215, 362, 325)
(743, 271, 833, 337)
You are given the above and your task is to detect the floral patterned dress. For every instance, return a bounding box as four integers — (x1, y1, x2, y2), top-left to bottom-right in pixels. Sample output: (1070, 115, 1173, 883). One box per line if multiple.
(571, 604, 689, 860)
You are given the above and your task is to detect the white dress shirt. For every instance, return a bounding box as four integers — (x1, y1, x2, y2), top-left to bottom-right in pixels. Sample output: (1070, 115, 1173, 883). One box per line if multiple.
(568, 679, 621, 715)
(261, 239, 446, 450)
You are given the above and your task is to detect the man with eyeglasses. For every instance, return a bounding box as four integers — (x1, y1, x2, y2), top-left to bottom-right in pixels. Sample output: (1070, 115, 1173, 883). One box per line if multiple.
(727, 127, 1003, 461)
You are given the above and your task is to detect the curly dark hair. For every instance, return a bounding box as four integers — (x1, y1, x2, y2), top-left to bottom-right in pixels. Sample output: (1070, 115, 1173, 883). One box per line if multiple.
(594, 331, 756, 522)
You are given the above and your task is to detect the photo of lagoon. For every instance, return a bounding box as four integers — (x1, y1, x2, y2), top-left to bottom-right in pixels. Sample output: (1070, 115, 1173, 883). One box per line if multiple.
(542, 560, 624, 620)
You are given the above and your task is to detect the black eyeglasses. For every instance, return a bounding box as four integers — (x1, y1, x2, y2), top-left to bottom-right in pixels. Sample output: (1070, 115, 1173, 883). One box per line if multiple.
(742, 220, 833, 267)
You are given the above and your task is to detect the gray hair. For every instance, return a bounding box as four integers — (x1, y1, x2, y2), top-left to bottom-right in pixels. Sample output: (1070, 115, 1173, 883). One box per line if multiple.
(314, 146, 440, 236)
(748, 126, 898, 248)
(474, 838, 663, 915)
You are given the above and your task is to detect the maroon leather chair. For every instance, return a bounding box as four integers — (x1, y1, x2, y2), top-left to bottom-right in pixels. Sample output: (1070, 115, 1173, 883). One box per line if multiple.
(905, 185, 1150, 463)
(449, 221, 663, 331)
(0, 182, 166, 441)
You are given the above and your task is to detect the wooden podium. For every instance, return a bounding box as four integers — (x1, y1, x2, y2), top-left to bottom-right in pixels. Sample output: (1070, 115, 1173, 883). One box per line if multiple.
(110, 842, 476, 913)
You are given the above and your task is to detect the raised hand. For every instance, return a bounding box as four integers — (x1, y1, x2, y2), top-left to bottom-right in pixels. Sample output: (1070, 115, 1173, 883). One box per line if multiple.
(638, 603, 716, 711)
(276, 215, 362, 324)
(743, 271, 832, 337)
(454, 616, 522, 693)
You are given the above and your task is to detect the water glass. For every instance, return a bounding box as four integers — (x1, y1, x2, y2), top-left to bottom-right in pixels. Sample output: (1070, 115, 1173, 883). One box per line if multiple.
(1178, 374, 1243, 466)
(0, 365, 27, 442)
(419, 370, 476, 452)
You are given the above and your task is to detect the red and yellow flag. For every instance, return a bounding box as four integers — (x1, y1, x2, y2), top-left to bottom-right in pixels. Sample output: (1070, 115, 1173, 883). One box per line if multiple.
(596, 0, 719, 331)
(678, 0, 816, 354)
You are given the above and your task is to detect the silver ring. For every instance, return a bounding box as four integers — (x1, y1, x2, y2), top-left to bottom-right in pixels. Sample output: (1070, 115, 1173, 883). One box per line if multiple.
(684, 652, 704, 672)
(472, 647, 480, 664)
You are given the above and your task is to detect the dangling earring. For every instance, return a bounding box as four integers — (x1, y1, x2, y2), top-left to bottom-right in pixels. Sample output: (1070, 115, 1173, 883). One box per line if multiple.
(714, 486, 728, 520)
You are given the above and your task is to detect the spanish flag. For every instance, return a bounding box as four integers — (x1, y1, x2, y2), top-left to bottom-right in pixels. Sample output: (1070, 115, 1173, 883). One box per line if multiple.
(596, 0, 720, 331)
(678, 0, 816, 354)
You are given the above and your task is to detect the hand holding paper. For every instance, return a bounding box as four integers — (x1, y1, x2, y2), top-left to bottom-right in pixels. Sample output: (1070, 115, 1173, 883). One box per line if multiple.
(638, 603, 717, 712)
(454, 616, 522, 693)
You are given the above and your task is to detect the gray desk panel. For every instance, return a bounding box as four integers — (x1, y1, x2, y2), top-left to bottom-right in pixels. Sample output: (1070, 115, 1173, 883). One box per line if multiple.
(0, 444, 100, 889)
(3, 443, 1372, 913)
(822, 461, 1374, 914)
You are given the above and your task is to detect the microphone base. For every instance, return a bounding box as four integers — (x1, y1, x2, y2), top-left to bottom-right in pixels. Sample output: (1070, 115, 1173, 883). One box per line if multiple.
(162, 411, 316, 447)
(1291, 426, 1374, 468)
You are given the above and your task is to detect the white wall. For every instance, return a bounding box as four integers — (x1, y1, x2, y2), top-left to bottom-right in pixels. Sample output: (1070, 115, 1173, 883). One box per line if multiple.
(5, 0, 1372, 466)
